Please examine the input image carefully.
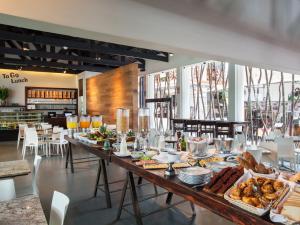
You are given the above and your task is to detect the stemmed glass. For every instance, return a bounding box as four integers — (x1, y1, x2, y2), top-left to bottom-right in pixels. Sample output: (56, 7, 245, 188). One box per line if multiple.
(116, 108, 130, 154)
(138, 108, 150, 150)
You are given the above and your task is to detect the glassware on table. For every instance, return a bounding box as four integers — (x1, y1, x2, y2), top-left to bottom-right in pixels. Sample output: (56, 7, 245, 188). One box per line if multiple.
(116, 108, 129, 134)
(80, 115, 90, 131)
(66, 115, 78, 137)
(116, 108, 130, 155)
(138, 108, 150, 151)
(138, 108, 150, 135)
(91, 115, 102, 128)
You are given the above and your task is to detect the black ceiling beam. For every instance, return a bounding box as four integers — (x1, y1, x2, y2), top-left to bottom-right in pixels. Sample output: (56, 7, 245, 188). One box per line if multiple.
(0, 57, 111, 73)
(0, 47, 124, 67)
(0, 63, 81, 74)
(0, 30, 169, 62)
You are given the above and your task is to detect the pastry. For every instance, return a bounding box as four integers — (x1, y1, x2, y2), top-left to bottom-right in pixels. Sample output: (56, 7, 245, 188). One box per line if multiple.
(237, 152, 273, 174)
(261, 184, 275, 194)
(273, 180, 284, 191)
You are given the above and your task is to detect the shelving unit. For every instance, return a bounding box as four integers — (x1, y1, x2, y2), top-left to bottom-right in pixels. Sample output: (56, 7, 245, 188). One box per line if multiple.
(25, 87, 78, 115)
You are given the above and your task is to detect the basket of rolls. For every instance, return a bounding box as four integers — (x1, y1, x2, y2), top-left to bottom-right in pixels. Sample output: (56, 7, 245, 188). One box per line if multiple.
(237, 152, 278, 179)
(224, 171, 289, 216)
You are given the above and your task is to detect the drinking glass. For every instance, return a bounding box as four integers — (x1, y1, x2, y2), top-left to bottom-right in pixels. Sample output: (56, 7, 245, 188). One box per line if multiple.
(116, 108, 129, 135)
(92, 115, 102, 128)
(138, 108, 150, 135)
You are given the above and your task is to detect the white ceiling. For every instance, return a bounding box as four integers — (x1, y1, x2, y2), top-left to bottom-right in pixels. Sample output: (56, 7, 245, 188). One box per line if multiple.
(0, 0, 300, 74)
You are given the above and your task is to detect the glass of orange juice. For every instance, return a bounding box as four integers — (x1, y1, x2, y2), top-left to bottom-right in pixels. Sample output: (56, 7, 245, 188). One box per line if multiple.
(80, 115, 90, 131)
(92, 115, 102, 128)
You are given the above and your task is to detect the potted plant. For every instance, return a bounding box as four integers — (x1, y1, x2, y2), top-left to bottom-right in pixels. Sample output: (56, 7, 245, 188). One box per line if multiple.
(0, 86, 9, 106)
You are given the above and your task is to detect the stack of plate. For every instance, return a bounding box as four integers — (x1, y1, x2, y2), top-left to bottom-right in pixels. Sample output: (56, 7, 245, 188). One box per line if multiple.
(178, 167, 212, 185)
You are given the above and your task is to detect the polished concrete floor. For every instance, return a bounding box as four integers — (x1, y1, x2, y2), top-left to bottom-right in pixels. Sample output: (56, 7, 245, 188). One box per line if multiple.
(0, 141, 233, 225)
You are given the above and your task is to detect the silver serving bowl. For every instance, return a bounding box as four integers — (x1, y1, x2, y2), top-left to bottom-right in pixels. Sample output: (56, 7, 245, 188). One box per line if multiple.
(214, 138, 234, 153)
(187, 140, 208, 157)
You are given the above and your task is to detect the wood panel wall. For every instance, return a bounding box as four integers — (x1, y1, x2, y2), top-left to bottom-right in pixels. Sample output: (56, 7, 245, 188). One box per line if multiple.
(86, 64, 139, 129)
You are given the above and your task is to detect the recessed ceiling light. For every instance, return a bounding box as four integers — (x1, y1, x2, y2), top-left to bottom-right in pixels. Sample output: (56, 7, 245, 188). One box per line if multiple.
(62, 46, 68, 50)
(95, 57, 101, 60)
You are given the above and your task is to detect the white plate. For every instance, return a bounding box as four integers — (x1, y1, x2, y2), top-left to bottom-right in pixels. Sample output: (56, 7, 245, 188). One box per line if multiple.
(114, 152, 131, 157)
(191, 153, 214, 159)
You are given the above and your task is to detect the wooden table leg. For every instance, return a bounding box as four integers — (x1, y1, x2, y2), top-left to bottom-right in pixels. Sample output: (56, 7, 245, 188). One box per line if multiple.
(128, 171, 143, 225)
(65, 143, 70, 169)
(101, 159, 112, 208)
(94, 160, 101, 197)
(116, 174, 129, 220)
(166, 192, 173, 205)
(137, 177, 143, 185)
(69, 142, 74, 173)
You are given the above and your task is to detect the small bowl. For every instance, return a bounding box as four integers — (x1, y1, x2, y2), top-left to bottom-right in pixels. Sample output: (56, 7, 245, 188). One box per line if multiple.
(131, 151, 144, 159)
(145, 150, 158, 158)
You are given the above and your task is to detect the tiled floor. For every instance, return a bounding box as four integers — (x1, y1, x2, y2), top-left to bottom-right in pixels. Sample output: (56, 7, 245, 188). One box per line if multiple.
(0, 141, 233, 225)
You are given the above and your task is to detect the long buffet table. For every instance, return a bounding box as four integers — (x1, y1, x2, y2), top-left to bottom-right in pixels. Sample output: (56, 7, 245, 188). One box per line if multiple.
(65, 136, 274, 225)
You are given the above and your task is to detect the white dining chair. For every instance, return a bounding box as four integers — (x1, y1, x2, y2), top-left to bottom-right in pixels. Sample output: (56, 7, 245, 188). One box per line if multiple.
(32, 155, 42, 195)
(22, 127, 39, 159)
(0, 179, 16, 202)
(275, 137, 296, 171)
(49, 191, 70, 225)
(49, 129, 68, 157)
(17, 123, 28, 150)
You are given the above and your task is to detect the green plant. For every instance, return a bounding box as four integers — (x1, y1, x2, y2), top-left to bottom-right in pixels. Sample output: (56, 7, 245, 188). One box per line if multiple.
(0, 86, 9, 101)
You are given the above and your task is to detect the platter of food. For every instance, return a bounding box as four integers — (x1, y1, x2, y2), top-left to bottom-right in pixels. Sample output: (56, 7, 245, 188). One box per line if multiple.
(224, 172, 289, 216)
(270, 186, 300, 224)
(203, 166, 244, 196)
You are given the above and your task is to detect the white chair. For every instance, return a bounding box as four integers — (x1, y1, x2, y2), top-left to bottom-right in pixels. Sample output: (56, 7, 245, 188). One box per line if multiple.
(49, 191, 70, 225)
(275, 137, 297, 171)
(49, 129, 68, 157)
(32, 155, 42, 195)
(22, 128, 39, 159)
(52, 126, 60, 134)
(17, 124, 28, 150)
(258, 141, 278, 168)
(0, 179, 16, 201)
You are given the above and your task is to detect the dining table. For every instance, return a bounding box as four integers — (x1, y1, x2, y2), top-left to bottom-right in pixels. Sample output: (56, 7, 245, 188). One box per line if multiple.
(0, 194, 47, 225)
(0, 160, 31, 179)
(65, 136, 274, 225)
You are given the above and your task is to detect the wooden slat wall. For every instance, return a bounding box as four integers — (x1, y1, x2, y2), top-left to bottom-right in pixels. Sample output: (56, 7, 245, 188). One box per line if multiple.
(86, 64, 138, 129)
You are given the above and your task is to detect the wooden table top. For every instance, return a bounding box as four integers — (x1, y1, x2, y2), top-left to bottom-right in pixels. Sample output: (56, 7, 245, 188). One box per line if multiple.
(65, 136, 273, 225)
(0, 160, 31, 179)
(0, 195, 47, 225)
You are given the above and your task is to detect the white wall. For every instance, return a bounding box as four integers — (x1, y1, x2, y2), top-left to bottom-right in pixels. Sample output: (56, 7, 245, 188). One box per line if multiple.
(1, 0, 300, 74)
(0, 69, 77, 105)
